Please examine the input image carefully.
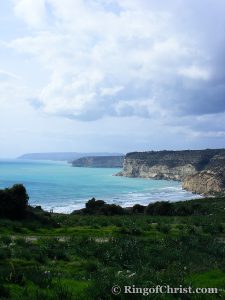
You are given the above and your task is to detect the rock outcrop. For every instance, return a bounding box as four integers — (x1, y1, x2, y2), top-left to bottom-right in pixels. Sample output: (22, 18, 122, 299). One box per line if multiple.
(117, 149, 225, 195)
(182, 171, 224, 194)
(72, 156, 124, 168)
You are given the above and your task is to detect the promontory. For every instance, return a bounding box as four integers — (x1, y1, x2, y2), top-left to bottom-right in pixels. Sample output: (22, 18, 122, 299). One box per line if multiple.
(72, 156, 124, 168)
(117, 149, 225, 195)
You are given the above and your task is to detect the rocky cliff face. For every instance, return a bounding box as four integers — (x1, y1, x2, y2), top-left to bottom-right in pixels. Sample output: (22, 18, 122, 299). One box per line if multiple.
(182, 171, 225, 194)
(72, 156, 124, 168)
(117, 149, 225, 195)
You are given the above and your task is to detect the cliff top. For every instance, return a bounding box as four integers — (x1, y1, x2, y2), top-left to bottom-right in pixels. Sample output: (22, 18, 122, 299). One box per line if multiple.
(126, 149, 225, 159)
(125, 149, 225, 171)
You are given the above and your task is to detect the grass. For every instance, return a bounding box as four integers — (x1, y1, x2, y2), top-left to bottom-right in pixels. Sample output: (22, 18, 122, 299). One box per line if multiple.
(0, 196, 225, 299)
(187, 269, 225, 288)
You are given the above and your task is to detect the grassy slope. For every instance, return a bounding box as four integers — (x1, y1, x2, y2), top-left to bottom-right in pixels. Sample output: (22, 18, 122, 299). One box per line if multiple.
(0, 197, 225, 299)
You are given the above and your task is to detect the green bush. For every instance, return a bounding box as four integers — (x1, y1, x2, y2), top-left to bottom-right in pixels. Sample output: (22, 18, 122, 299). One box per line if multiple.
(55, 284, 73, 300)
(132, 204, 145, 214)
(27, 267, 53, 288)
(145, 201, 173, 216)
(156, 224, 171, 234)
(80, 198, 125, 215)
(0, 284, 10, 299)
(0, 184, 29, 220)
(83, 198, 105, 214)
(119, 226, 143, 235)
(0, 235, 12, 247)
(99, 204, 124, 215)
(0, 248, 11, 260)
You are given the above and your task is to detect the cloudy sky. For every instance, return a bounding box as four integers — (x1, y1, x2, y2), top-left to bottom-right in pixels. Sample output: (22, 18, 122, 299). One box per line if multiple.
(0, 0, 225, 157)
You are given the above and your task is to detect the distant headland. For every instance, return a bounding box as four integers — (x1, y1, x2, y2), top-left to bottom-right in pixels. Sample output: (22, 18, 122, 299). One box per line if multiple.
(18, 152, 124, 161)
(72, 156, 124, 168)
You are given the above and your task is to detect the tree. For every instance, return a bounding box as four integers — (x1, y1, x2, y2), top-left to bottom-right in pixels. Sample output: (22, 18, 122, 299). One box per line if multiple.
(0, 184, 29, 219)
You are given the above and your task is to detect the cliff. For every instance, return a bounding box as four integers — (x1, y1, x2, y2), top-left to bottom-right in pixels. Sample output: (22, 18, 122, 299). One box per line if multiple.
(117, 149, 225, 195)
(72, 156, 124, 168)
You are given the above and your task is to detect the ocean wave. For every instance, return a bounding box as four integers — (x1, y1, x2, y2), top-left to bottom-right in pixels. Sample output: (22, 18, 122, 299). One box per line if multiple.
(2, 160, 202, 213)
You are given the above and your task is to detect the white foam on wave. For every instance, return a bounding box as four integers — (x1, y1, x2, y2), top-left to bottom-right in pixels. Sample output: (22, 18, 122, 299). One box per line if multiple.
(41, 190, 202, 214)
(31, 180, 202, 213)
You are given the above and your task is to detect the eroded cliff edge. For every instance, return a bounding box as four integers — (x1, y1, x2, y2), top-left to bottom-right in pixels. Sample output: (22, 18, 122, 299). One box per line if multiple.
(117, 149, 225, 195)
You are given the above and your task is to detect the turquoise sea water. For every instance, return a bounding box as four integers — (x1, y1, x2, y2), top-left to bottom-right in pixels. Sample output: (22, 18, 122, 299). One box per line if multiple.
(0, 159, 200, 213)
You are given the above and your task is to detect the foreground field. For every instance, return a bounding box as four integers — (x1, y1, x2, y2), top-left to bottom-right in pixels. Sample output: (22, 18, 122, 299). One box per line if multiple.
(0, 197, 225, 299)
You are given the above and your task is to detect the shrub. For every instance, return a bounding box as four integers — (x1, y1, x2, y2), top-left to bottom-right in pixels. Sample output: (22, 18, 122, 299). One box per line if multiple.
(85, 198, 105, 214)
(99, 204, 124, 215)
(84, 261, 98, 273)
(119, 225, 143, 235)
(0, 284, 10, 299)
(0, 235, 12, 247)
(81, 198, 125, 215)
(145, 201, 173, 216)
(174, 203, 207, 216)
(0, 248, 11, 260)
(27, 267, 53, 288)
(156, 224, 171, 234)
(132, 204, 145, 214)
(0, 184, 29, 220)
(43, 238, 70, 261)
(6, 270, 25, 286)
(55, 284, 73, 300)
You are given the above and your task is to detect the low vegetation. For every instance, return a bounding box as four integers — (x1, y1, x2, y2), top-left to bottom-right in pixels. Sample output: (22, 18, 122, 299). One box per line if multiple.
(0, 185, 28, 220)
(73, 197, 208, 216)
(0, 185, 225, 299)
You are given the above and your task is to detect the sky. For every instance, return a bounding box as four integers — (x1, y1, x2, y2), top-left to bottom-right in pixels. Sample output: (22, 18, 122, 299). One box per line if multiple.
(0, 0, 225, 157)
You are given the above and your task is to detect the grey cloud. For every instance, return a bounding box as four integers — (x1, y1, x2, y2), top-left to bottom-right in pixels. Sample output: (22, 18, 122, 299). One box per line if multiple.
(10, 1, 225, 129)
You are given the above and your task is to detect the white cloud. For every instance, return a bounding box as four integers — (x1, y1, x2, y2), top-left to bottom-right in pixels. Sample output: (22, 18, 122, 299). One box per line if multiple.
(100, 86, 124, 96)
(12, 0, 47, 28)
(5, 0, 225, 123)
(178, 65, 210, 80)
(6, 1, 186, 119)
(191, 131, 225, 138)
(1, 0, 225, 157)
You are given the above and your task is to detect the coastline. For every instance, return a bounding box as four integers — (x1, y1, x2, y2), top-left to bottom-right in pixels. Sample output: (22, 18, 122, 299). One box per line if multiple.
(34, 189, 203, 214)
(1, 159, 201, 214)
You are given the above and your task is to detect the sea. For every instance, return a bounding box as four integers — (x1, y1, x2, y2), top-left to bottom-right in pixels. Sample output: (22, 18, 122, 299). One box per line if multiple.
(0, 159, 201, 213)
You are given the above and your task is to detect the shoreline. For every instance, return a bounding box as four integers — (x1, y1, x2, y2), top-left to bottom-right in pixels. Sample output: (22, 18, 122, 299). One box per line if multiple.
(0, 160, 205, 214)
(34, 193, 204, 214)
